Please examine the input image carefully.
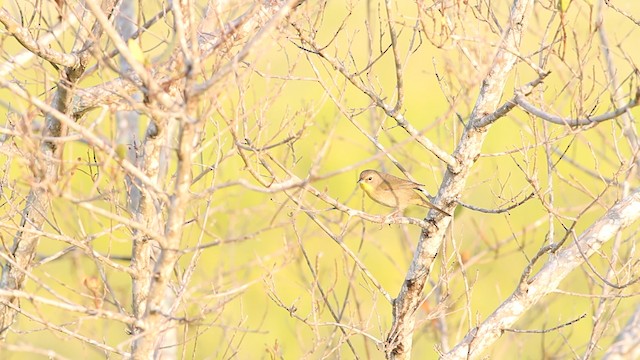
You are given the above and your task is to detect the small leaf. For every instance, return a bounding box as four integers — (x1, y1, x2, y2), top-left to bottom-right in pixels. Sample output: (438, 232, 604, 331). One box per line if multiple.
(127, 39, 146, 65)
(558, 0, 571, 12)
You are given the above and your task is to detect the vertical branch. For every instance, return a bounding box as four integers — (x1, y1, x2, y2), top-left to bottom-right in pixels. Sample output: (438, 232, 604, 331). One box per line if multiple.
(133, 117, 196, 359)
(129, 51, 169, 360)
(130, 119, 167, 351)
(596, 0, 639, 159)
(586, 1, 640, 357)
(131, 0, 198, 357)
(115, 0, 141, 207)
(603, 305, 640, 359)
(0, 0, 112, 338)
(385, 0, 534, 358)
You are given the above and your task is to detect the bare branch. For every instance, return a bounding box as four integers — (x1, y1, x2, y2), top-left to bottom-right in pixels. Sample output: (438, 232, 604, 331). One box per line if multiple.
(446, 191, 640, 359)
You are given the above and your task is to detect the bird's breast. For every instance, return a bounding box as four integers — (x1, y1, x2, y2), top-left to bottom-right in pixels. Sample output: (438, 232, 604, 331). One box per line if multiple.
(359, 182, 373, 194)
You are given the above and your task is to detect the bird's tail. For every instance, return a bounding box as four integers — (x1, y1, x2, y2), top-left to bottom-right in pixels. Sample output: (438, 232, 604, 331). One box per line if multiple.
(420, 198, 451, 217)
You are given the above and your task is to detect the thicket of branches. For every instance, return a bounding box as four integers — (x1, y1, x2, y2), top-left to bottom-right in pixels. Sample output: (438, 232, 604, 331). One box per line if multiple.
(0, 0, 639, 359)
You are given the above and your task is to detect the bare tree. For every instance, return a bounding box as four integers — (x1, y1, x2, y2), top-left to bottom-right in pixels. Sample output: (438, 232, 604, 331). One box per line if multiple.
(0, 0, 638, 359)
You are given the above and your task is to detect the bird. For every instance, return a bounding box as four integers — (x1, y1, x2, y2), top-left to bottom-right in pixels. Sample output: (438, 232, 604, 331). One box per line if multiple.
(357, 169, 451, 217)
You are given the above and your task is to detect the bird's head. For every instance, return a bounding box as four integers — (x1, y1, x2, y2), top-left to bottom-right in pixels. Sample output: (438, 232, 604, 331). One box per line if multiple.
(357, 170, 381, 194)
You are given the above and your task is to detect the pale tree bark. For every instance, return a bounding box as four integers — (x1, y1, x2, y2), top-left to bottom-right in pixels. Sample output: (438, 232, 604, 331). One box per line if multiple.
(0, 0, 117, 338)
(255, 0, 640, 358)
(581, 1, 640, 358)
(114, 0, 141, 207)
(385, 0, 534, 358)
(0, 0, 302, 357)
(445, 191, 640, 359)
(127, 0, 198, 356)
(112, 0, 177, 357)
(603, 305, 640, 360)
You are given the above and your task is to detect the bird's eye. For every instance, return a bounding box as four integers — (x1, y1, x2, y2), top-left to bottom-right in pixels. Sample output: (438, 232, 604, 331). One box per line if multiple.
(368, 177, 373, 181)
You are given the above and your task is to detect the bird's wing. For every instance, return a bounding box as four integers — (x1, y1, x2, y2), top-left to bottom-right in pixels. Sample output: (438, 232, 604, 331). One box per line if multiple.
(377, 181, 423, 201)
(396, 181, 423, 189)
(379, 175, 423, 190)
(386, 179, 423, 190)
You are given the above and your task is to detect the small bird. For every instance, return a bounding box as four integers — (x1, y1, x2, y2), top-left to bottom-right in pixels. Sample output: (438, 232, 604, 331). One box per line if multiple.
(357, 169, 451, 217)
